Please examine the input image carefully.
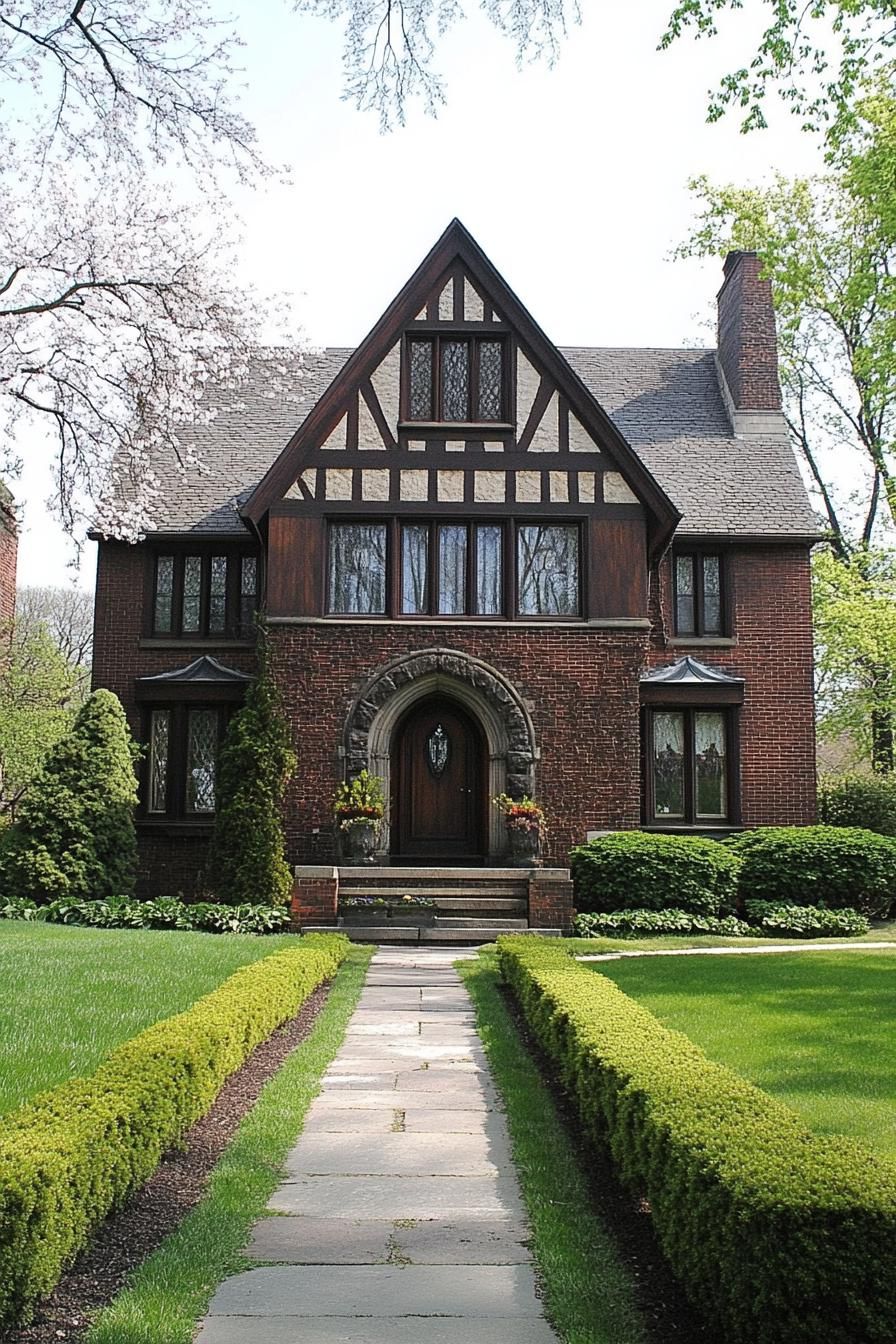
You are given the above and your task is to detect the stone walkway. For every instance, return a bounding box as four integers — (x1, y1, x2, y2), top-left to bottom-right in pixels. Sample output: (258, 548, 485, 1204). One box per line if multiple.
(195, 946, 558, 1343)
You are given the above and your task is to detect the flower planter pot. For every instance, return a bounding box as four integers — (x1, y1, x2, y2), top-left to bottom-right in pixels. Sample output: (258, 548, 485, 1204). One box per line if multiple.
(507, 826, 542, 868)
(337, 819, 380, 864)
(340, 906, 436, 926)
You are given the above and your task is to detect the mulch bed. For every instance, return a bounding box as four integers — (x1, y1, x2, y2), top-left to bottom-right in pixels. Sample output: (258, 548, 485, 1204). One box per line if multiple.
(1, 979, 333, 1344)
(499, 984, 716, 1344)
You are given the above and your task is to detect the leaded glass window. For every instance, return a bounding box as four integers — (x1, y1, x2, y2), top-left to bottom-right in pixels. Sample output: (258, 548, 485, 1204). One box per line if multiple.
(329, 524, 387, 614)
(438, 525, 467, 615)
(186, 708, 217, 814)
(647, 708, 731, 825)
(674, 552, 725, 636)
(409, 341, 433, 419)
(402, 525, 429, 614)
(405, 336, 506, 422)
(476, 525, 503, 615)
(695, 711, 726, 818)
(208, 556, 227, 633)
(182, 556, 202, 633)
(148, 709, 170, 813)
(441, 341, 470, 421)
(240, 556, 258, 637)
(478, 342, 503, 420)
(517, 525, 579, 616)
(154, 556, 174, 633)
(653, 712, 685, 819)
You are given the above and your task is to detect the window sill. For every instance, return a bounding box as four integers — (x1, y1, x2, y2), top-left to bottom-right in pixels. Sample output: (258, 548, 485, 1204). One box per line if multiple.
(138, 818, 215, 836)
(642, 824, 743, 836)
(670, 637, 736, 648)
(139, 638, 256, 650)
(399, 421, 514, 434)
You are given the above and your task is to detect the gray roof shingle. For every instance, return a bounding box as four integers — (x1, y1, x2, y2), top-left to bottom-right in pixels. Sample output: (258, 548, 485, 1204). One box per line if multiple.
(132, 345, 818, 539)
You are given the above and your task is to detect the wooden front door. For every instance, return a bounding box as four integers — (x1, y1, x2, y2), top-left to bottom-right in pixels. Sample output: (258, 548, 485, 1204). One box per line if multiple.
(393, 698, 485, 861)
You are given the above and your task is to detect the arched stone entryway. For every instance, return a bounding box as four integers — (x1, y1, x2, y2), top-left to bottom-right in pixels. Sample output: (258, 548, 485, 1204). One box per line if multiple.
(343, 649, 538, 860)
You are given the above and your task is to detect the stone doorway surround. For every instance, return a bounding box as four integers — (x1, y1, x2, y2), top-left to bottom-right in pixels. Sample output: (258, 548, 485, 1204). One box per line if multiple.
(343, 649, 539, 862)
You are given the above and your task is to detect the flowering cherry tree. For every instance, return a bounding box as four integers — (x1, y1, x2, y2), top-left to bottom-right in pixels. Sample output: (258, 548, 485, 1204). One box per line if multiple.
(0, 2, 302, 539)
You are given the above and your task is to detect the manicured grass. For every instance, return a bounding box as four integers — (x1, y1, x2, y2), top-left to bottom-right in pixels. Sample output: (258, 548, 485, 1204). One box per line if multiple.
(85, 945, 373, 1344)
(459, 952, 649, 1344)
(565, 916, 896, 957)
(0, 922, 295, 1114)
(593, 949, 896, 1159)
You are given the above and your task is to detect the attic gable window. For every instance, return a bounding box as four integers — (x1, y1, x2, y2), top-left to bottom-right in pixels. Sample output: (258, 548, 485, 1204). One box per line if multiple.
(405, 336, 507, 423)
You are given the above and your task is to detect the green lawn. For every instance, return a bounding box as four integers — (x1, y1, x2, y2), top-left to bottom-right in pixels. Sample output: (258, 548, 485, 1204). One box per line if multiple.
(0, 922, 294, 1114)
(592, 949, 896, 1159)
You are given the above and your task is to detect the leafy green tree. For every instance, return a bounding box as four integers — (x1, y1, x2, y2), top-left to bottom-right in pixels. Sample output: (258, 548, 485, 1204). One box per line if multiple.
(0, 617, 81, 819)
(207, 649, 296, 907)
(0, 689, 139, 902)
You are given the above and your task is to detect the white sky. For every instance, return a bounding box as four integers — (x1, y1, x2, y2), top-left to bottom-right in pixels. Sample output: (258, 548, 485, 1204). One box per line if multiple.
(13, 0, 826, 593)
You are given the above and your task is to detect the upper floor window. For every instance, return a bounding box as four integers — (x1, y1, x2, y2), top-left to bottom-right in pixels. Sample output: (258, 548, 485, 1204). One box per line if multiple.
(326, 520, 580, 619)
(152, 550, 259, 639)
(674, 551, 724, 636)
(405, 336, 508, 423)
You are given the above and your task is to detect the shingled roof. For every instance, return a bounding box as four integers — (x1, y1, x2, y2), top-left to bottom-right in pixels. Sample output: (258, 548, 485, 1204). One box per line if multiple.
(131, 343, 819, 540)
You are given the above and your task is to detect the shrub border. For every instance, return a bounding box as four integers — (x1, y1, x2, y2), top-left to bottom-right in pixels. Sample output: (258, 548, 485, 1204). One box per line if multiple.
(497, 936, 896, 1344)
(0, 932, 349, 1327)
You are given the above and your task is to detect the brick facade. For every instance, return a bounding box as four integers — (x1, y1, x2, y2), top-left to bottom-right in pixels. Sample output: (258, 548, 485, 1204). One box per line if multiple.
(0, 484, 17, 628)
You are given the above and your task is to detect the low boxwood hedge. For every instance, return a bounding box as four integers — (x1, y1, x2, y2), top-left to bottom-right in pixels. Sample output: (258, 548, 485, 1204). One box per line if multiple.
(726, 825, 896, 916)
(498, 937, 896, 1344)
(570, 831, 739, 916)
(0, 932, 348, 1327)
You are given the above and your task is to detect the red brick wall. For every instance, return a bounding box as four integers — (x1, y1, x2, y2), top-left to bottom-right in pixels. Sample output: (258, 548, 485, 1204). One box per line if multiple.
(267, 623, 648, 868)
(0, 487, 17, 628)
(90, 536, 817, 891)
(91, 540, 258, 896)
(717, 251, 782, 411)
(650, 545, 817, 826)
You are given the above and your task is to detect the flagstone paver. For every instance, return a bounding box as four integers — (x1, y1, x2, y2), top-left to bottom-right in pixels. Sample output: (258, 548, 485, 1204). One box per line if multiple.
(195, 946, 558, 1343)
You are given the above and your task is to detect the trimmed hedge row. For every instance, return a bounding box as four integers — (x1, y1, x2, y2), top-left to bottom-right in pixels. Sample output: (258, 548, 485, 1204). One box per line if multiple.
(570, 832, 739, 916)
(498, 937, 896, 1344)
(0, 933, 349, 1327)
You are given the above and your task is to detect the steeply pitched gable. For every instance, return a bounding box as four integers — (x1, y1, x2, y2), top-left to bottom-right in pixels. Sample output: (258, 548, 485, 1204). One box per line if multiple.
(242, 220, 680, 555)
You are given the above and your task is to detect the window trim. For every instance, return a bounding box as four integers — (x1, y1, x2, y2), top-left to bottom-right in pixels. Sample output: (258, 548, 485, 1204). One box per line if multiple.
(672, 549, 727, 638)
(140, 702, 232, 822)
(400, 331, 513, 427)
(148, 546, 260, 641)
(325, 517, 583, 621)
(642, 705, 740, 828)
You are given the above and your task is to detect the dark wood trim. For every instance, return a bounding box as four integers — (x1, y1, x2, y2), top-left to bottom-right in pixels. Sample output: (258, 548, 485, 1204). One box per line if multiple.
(240, 219, 681, 553)
(516, 376, 555, 453)
(639, 683, 744, 706)
(641, 704, 740, 826)
(272, 498, 633, 519)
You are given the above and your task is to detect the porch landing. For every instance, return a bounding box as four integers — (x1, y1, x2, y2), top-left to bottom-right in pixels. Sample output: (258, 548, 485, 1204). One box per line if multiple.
(293, 866, 573, 944)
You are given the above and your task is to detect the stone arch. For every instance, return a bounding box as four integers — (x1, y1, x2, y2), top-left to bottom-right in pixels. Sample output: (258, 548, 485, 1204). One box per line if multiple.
(343, 649, 538, 860)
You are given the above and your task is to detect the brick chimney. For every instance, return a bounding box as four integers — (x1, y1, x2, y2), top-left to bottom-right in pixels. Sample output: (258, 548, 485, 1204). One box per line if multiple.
(0, 483, 18, 628)
(716, 251, 782, 426)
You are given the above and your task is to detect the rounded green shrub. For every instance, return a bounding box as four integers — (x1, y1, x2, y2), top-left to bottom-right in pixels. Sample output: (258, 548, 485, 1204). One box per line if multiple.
(0, 690, 138, 903)
(569, 831, 740, 916)
(726, 825, 896, 917)
(818, 773, 896, 836)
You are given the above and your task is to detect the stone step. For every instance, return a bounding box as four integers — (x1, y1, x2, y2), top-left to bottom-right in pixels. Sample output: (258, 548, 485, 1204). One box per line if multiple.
(434, 918, 529, 930)
(338, 867, 532, 880)
(338, 887, 527, 901)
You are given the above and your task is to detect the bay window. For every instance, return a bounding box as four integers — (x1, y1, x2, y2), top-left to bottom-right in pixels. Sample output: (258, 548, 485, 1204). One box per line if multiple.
(646, 707, 732, 825)
(144, 703, 229, 820)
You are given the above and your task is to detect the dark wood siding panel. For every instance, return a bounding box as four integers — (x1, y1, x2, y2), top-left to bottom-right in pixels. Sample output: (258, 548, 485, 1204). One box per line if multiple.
(587, 517, 647, 619)
(267, 512, 323, 617)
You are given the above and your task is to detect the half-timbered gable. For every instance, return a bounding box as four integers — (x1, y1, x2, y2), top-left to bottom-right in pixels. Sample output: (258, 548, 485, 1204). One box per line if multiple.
(91, 222, 820, 898)
(245, 222, 679, 627)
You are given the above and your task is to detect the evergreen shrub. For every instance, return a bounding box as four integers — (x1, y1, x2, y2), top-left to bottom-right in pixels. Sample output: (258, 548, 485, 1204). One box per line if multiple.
(569, 831, 739, 916)
(498, 937, 896, 1344)
(0, 933, 348, 1326)
(818, 773, 896, 836)
(207, 645, 296, 906)
(0, 690, 138, 903)
(726, 825, 896, 916)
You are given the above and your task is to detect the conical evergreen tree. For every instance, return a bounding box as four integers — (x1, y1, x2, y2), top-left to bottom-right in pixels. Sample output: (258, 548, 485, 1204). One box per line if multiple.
(207, 644, 296, 906)
(0, 689, 139, 901)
